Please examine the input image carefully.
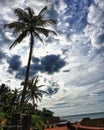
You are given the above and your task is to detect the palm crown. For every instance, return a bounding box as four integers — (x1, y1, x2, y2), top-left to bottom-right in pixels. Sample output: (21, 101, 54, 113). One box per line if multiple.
(5, 6, 57, 49)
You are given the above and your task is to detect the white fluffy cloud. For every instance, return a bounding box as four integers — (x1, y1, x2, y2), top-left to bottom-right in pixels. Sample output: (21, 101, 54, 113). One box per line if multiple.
(55, 0, 67, 14)
(84, 0, 104, 48)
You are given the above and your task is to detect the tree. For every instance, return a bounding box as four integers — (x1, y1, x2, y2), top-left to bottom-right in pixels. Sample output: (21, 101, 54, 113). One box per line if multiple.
(10, 88, 22, 112)
(0, 84, 11, 112)
(5, 6, 57, 112)
(22, 76, 47, 113)
(42, 107, 54, 117)
(0, 84, 21, 114)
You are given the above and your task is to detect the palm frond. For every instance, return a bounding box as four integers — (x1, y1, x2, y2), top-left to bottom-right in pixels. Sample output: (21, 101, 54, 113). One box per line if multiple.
(38, 85, 45, 88)
(33, 31, 44, 45)
(14, 8, 29, 23)
(9, 31, 27, 49)
(38, 6, 47, 18)
(33, 18, 57, 27)
(40, 89, 48, 94)
(35, 94, 42, 102)
(43, 19, 57, 25)
(32, 17, 45, 26)
(34, 76, 39, 84)
(4, 22, 26, 33)
(26, 7, 34, 18)
(35, 27, 57, 37)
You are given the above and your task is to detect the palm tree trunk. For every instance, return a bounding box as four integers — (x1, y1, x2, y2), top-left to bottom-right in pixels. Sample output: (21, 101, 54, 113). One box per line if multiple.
(19, 32, 34, 112)
(32, 97, 35, 114)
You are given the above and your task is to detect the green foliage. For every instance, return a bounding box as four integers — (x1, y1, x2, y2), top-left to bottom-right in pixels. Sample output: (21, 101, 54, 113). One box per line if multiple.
(0, 84, 21, 115)
(42, 107, 53, 117)
(0, 112, 5, 122)
(31, 115, 44, 130)
(23, 76, 47, 113)
(0, 112, 7, 129)
(0, 83, 55, 130)
(0, 126, 3, 130)
(34, 107, 54, 120)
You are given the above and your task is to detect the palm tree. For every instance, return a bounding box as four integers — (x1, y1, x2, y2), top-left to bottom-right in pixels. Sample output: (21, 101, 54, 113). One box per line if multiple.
(22, 76, 47, 113)
(10, 88, 22, 112)
(0, 84, 11, 108)
(5, 6, 57, 112)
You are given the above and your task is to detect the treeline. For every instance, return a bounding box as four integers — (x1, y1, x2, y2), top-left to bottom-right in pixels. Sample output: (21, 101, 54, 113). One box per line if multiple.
(0, 82, 54, 130)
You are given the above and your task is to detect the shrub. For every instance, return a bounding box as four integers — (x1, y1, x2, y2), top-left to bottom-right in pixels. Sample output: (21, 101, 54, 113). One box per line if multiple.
(0, 112, 7, 129)
(31, 115, 44, 130)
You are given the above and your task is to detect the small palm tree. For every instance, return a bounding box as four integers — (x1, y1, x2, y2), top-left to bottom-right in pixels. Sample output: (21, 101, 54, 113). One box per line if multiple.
(10, 88, 22, 112)
(22, 76, 47, 113)
(5, 6, 57, 112)
(0, 84, 10, 109)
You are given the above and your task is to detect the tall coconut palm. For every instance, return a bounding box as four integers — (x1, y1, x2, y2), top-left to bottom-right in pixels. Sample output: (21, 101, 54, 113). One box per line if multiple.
(5, 6, 57, 112)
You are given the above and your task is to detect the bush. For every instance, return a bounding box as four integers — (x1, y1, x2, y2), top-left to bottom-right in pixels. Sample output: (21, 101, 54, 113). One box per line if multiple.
(31, 115, 44, 130)
(0, 112, 7, 129)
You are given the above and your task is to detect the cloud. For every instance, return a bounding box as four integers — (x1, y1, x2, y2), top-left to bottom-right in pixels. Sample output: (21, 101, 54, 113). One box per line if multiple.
(0, 50, 7, 63)
(8, 54, 66, 79)
(41, 54, 66, 74)
(0, 0, 25, 24)
(55, 0, 67, 15)
(40, 80, 104, 116)
(55, 0, 91, 35)
(15, 66, 26, 79)
(46, 87, 59, 96)
(45, 79, 60, 96)
(84, 0, 104, 49)
(0, 26, 11, 47)
(32, 57, 40, 63)
(31, 54, 66, 75)
(7, 55, 21, 73)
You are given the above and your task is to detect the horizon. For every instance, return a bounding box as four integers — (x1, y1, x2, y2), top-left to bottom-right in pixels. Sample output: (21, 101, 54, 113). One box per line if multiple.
(0, 0, 104, 116)
(60, 111, 104, 117)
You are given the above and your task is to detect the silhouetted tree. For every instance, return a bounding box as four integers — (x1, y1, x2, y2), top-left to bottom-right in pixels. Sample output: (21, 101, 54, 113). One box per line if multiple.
(22, 76, 47, 113)
(5, 6, 57, 112)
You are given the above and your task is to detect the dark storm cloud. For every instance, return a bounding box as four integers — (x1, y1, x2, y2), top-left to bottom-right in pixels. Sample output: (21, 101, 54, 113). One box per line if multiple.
(32, 57, 40, 63)
(31, 54, 66, 75)
(97, 33, 104, 45)
(16, 66, 26, 79)
(46, 87, 59, 96)
(7, 55, 21, 73)
(30, 63, 43, 77)
(45, 80, 60, 96)
(12, 54, 66, 79)
(41, 54, 66, 74)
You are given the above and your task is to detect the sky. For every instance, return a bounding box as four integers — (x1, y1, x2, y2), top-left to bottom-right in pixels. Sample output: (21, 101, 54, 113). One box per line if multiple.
(0, 0, 104, 116)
